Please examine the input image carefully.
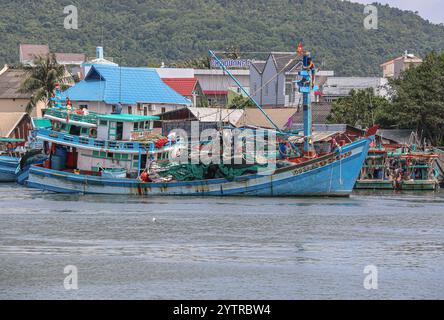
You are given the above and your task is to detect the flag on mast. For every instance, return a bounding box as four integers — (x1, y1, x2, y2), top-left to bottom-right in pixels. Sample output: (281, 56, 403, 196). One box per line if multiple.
(297, 42, 303, 55)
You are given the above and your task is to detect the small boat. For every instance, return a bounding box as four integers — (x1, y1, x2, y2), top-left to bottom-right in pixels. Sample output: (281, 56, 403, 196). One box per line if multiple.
(0, 138, 24, 182)
(356, 142, 440, 191)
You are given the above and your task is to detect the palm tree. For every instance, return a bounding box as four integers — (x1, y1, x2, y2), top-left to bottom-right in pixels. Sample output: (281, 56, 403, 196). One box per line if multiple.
(20, 53, 69, 113)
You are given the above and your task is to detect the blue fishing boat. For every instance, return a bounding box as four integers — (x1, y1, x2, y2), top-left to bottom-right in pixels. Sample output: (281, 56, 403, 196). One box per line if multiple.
(0, 155, 20, 182)
(25, 48, 373, 196)
(0, 138, 24, 182)
(27, 137, 371, 195)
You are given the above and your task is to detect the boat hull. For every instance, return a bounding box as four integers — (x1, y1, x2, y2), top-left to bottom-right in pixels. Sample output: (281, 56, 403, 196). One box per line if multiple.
(27, 137, 372, 196)
(0, 156, 20, 182)
(355, 179, 394, 190)
(400, 180, 439, 191)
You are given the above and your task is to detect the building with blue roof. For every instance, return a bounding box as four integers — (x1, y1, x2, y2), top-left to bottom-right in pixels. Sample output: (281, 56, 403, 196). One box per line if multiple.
(62, 63, 191, 116)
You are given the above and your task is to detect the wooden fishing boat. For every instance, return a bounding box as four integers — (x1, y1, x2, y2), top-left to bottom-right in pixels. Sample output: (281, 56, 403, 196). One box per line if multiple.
(26, 49, 373, 196)
(27, 137, 372, 196)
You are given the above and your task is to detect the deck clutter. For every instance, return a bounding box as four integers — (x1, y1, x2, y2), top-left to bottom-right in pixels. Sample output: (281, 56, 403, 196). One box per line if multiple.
(0, 45, 441, 195)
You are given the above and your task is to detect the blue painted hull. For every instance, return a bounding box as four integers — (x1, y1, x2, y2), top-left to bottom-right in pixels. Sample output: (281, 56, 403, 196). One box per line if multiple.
(0, 156, 20, 182)
(27, 137, 372, 196)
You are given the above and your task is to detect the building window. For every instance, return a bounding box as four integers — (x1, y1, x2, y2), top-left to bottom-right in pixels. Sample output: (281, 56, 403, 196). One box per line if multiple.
(128, 106, 132, 114)
(99, 120, 107, 126)
(143, 107, 148, 116)
(161, 107, 166, 114)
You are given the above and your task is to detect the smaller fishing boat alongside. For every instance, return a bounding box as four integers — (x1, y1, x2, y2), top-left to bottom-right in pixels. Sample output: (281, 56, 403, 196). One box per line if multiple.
(356, 142, 440, 191)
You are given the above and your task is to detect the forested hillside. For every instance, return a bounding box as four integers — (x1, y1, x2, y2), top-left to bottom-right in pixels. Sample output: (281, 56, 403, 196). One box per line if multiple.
(1, 0, 443, 75)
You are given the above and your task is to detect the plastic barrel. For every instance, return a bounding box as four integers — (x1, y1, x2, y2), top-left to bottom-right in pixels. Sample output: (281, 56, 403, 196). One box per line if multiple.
(51, 155, 66, 171)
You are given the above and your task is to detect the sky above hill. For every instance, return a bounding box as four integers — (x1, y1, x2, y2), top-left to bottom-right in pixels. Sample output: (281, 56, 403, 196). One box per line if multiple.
(350, 0, 443, 24)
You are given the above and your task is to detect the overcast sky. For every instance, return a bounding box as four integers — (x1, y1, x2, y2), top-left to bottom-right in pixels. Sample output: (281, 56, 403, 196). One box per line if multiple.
(350, 0, 443, 24)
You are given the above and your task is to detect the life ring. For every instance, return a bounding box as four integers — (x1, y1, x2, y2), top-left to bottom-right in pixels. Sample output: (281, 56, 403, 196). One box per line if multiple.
(89, 128, 97, 138)
(53, 121, 61, 131)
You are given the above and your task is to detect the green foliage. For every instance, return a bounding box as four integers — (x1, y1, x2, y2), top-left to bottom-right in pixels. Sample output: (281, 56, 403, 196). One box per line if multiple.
(228, 94, 255, 109)
(170, 56, 211, 69)
(328, 52, 444, 145)
(20, 53, 68, 113)
(383, 53, 444, 145)
(1, 0, 444, 76)
(328, 88, 390, 128)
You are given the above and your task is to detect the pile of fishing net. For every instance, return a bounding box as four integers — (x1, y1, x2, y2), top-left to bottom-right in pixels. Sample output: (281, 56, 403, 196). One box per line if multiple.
(157, 163, 268, 181)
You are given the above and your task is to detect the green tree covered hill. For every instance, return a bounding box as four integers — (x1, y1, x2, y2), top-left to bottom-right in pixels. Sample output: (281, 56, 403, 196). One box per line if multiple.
(1, 0, 443, 75)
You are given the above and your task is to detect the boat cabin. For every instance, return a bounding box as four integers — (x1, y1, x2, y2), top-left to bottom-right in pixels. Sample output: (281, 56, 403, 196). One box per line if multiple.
(95, 114, 158, 141)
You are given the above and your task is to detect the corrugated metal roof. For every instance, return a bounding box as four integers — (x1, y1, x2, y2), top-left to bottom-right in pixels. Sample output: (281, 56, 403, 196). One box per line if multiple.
(54, 53, 86, 64)
(251, 61, 266, 74)
(187, 107, 243, 125)
(20, 44, 49, 62)
(162, 78, 198, 96)
(270, 52, 302, 72)
(0, 69, 32, 99)
(236, 108, 297, 130)
(0, 112, 28, 137)
(62, 65, 191, 105)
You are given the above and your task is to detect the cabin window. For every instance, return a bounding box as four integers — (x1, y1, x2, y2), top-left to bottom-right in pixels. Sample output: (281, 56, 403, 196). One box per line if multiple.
(133, 122, 139, 131)
(99, 120, 107, 126)
(128, 106, 132, 114)
(161, 107, 166, 114)
(140, 122, 144, 130)
(80, 127, 89, 135)
(107, 152, 114, 158)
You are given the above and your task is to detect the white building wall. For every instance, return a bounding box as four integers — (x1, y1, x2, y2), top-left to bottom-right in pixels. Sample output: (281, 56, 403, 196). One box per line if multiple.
(260, 57, 279, 106)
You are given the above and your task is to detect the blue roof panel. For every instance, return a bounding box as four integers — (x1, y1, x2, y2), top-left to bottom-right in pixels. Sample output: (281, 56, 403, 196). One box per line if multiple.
(62, 65, 190, 106)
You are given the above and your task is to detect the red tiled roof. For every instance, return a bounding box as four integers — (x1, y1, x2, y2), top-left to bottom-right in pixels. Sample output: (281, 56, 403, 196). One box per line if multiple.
(20, 44, 50, 61)
(203, 90, 228, 95)
(162, 78, 198, 96)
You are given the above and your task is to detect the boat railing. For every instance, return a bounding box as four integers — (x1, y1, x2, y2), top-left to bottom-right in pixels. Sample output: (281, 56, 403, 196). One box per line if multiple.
(44, 108, 98, 125)
(37, 128, 164, 152)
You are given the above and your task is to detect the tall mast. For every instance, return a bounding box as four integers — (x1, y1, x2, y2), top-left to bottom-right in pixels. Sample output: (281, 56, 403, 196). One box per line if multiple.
(208, 50, 282, 133)
(297, 51, 318, 155)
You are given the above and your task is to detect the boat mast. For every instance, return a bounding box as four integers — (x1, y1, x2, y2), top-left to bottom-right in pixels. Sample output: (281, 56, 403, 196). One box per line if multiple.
(297, 51, 318, 155)
(208, 50, 282, 133)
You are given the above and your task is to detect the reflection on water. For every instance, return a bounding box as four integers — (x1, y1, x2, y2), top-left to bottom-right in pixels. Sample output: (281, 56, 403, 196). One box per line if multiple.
(0, 183, 443, 299)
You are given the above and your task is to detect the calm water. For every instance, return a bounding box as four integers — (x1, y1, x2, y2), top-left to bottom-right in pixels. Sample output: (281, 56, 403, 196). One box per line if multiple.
(0, 183, 443, 300)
